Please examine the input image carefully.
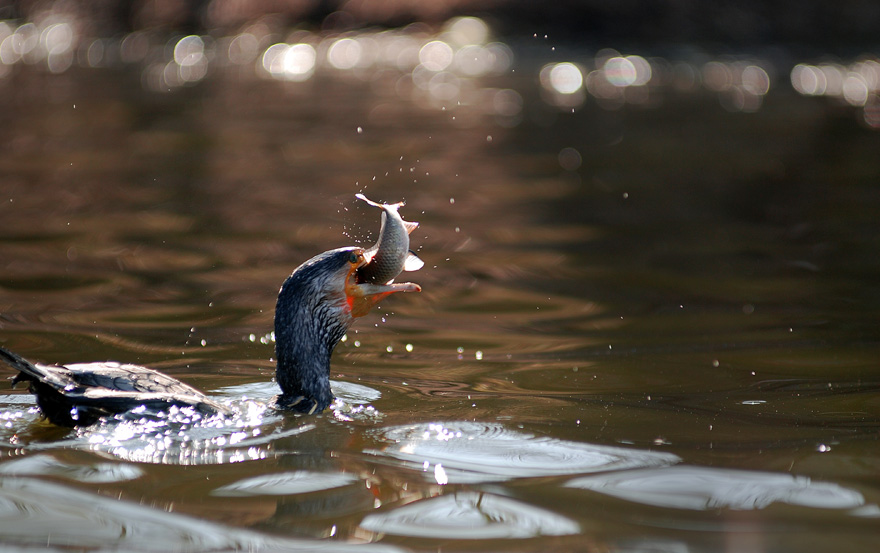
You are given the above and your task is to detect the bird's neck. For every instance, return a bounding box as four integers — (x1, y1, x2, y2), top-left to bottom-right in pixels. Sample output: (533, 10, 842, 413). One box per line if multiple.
(273, 282, 351, 413)
(275, 341, 334, 413)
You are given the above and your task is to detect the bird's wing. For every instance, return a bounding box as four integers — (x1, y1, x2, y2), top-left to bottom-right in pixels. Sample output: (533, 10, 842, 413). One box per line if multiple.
(66, 362, 203, 394)
(64, 362, 229, 414)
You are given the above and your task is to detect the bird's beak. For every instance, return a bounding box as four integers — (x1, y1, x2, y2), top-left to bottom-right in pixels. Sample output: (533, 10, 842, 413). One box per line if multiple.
(344, 253, 420, 318)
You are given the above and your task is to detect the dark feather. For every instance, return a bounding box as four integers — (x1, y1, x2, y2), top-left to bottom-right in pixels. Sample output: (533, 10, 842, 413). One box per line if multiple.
(2, 346, 228, 427)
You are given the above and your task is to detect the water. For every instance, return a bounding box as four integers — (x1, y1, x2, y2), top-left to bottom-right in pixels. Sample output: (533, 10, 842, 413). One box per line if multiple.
(1, 18, 880, 553)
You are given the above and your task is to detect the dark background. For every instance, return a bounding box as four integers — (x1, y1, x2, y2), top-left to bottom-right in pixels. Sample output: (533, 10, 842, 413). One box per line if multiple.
(3, 0, 879, 54)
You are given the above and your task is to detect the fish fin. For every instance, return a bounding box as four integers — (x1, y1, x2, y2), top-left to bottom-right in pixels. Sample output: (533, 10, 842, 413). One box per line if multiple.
(362, 245, 378, 263)
(404, 251, 424, 271)
(403, 220, 419, 234)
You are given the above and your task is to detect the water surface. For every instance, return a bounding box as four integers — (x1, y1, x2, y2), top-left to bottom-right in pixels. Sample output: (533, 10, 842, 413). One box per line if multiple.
(1, 18, 879, 553)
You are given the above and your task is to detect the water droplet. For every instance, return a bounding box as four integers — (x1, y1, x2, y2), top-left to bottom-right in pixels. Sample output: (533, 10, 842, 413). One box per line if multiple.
(405, 343, 414, 352)
(475, 350, 483, 360)
(357, 126, 363, 134)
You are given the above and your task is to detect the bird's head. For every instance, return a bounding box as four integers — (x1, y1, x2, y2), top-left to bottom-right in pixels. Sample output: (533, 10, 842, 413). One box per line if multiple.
(273, 246, 420, 412)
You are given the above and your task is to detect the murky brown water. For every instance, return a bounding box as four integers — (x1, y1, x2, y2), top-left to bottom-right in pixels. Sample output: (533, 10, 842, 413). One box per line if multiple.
(1, 19, 880, 553)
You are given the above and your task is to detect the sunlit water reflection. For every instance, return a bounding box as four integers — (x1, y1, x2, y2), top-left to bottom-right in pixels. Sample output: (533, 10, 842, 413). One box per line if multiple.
(567, 465, 870, 512)
(213, 470, 360, 497)
(0, 453, 143, 483)
(366, 421, 680, 484)
(0, 380, 383, 465)
(360, 491, 580, 539)
(0, 477, 405, 552)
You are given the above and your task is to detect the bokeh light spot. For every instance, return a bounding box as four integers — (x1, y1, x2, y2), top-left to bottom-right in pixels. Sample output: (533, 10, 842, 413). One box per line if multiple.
(820, 64, 844, 96)
(419, 41, 454, 72)
(741, 65, 770, 95)
(558, 147, 582, 171)
(604, 57, 637, 87)
(548, 63, 583, 94)
(444, 16, 489, 47)
(328, 38, 362, 70)
(262, 43, 316, 81)
(627, 55, 652, 86)
(228, 33, 259, 65)
(843, 74, 869, 106)
(493, 89, 523, 117)
(791, 64, 824, 95)
(702, 61, 732, 92)
(282, 43, 316, 81)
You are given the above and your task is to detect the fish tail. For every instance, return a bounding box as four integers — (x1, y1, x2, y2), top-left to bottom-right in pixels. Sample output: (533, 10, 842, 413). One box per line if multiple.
(356, 193, 404, 211)
(355, 193, 383, 209)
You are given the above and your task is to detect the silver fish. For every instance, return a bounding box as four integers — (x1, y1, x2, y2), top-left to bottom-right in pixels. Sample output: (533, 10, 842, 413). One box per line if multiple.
(356, 193, 424, 284)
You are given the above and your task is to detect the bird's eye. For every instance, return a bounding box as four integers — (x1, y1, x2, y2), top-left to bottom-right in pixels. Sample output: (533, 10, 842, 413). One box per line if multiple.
(349, 252, 360, 264)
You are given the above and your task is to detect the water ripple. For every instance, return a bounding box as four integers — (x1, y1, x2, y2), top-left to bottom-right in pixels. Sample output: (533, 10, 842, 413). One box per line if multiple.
(566, 465, 869, 512)
(360, 491, 579, 539)
(213, 470, 359, 497)
(0, 453, 142, 483)
(365, 421, 680, 484)
(0, 477, 404, 552)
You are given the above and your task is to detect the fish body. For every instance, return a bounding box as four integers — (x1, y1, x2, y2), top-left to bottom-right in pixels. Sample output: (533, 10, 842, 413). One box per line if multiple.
(356, 194, 424, 284)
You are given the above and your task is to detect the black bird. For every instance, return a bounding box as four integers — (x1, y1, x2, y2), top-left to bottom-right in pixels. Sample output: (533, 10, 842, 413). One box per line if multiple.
(1, 247, 420, 426)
